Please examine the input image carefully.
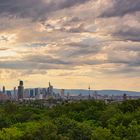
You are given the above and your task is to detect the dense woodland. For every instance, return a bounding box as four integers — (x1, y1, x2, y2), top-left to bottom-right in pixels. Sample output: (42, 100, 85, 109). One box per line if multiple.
(0, 99, 140, 140)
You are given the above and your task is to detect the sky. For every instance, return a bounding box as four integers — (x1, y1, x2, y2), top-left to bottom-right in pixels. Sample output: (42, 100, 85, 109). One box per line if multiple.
(0, 0, 140, 91)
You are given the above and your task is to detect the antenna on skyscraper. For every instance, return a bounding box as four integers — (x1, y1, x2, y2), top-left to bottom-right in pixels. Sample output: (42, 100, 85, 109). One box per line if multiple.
(88, 85, 90, 94)
(88, 85, 90, 90)
(49, 81, 51, 86)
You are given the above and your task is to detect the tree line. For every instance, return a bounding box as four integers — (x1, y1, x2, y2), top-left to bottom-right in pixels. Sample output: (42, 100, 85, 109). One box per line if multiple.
(0, 99, 140, 140)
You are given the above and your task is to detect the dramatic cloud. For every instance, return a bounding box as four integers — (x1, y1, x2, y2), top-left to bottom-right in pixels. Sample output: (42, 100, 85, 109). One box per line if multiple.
(0, 0, 90, 20)
(100, 0, 140, 17)
(0, 0, 140, 91)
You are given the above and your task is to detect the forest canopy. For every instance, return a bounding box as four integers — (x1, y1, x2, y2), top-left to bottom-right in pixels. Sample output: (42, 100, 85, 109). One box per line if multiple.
(0, 99, 140, 140)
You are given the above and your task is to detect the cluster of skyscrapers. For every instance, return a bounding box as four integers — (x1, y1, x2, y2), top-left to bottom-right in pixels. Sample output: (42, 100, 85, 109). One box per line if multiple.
(0, 81, 58, 101)
(0, 81, 139, 103)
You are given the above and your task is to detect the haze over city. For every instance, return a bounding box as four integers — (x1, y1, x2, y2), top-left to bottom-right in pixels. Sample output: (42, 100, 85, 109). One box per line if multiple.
(0, 0, 140, 91)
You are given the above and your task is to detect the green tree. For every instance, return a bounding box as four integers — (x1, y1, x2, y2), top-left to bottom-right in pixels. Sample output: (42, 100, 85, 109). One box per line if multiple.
(4, 103, 18, 115)
(68, 122, 92, 140)
(0, 127, 22, 140)
(126, 120, 140, 140)
(91, 127, 120, 140)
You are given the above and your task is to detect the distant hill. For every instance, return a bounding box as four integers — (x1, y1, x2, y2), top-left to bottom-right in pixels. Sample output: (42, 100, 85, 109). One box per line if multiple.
(54, 89, 140, 96)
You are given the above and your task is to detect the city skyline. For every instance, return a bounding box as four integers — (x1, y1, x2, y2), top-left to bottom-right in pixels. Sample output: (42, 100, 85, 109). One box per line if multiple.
(0, 79, 139, 92)
(0, 0, 140, 91)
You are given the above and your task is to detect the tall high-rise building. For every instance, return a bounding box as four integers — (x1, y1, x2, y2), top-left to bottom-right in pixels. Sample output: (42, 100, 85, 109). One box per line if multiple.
(123, 93, 127, 101)
(61, 89, 65, 97)
(13, 87, 17, 100)
(2, 86, 5, 94)
(48, 82, 53, 96)
(14, 87, 16, 94)
(18, 81, 24, 99)
(30, 89, 35, 98)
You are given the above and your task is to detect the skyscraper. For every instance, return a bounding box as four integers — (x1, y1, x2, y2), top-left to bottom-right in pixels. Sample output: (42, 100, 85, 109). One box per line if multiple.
(48, 82, 53, 96)
(61, 89, 65, 97)
(123, 93, 127, 101)
(13, 87, 17, 100)
(2, 86, 5, 94)
(18, 81, 24, 100)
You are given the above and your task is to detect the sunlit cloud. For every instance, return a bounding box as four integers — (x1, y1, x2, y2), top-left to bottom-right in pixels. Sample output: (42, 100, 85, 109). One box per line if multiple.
(0, 0, 140, 91)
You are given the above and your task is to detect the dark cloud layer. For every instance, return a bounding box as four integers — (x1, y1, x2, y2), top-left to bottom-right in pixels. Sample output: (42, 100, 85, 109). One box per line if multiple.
(0, 0, 140, 86)
(114, 27, 140, 42)
(0, 0, 90, 20)
(101, 0, 140, 17)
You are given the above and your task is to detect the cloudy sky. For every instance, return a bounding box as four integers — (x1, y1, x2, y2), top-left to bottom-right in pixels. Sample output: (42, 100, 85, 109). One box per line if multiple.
(0, 0, 140, 91)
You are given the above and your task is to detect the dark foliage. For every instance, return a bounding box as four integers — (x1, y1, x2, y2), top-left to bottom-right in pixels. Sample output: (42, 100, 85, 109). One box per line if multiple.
(0, 99, 140, 140)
